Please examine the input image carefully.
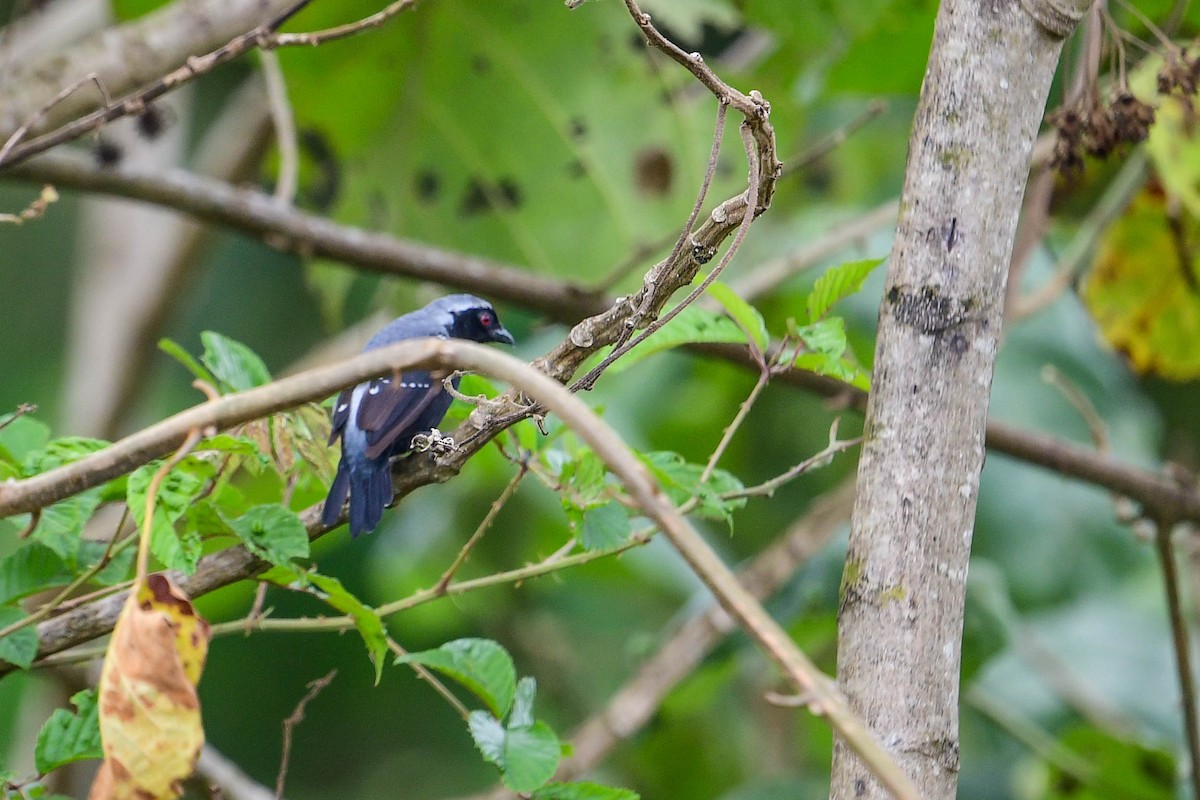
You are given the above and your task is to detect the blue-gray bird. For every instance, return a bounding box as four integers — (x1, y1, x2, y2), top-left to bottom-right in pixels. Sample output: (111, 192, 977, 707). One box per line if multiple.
(321, 295, 514, 536)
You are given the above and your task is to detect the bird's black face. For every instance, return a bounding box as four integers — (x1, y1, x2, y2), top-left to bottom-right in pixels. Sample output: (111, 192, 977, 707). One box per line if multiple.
(450, 304, 515, 346)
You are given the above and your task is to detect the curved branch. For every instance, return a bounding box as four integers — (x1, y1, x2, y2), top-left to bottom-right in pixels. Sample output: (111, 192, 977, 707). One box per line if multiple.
(5, 341, 920, 798)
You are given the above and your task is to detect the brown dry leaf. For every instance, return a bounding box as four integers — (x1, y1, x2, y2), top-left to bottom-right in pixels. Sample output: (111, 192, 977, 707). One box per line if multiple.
(89, 573, 211, 800)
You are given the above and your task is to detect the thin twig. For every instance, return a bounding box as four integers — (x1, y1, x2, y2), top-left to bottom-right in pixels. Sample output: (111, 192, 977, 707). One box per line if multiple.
(266, 0, 419, 47)
(136, 428, 203, 581)
(782, 99, 888, 176)
(724, 420, 860, 500)
(0, 184, 59, 225)
(1153, 519, 1200, 800)
(733, 200, 897, 302)
(700, 367, 769, 484)
(435, 464, 528, 594)
(275, 669, 337, 800)
(259, 50, 298, 207)
(0, 72, 109, 165)
(573, 121, 762, 391)
(214, 532, 654, 638)
(575, 100, 729, 386)
(0, 403, 37, 433)
(387, 638, 471, 720)
(1009, 149, 1148, 321)
(0, 1, 311, 169)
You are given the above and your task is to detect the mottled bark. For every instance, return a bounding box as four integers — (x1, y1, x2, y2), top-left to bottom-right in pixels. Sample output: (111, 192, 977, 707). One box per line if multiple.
(0, 0, 292, 138)
(830, 0, 1089, 798)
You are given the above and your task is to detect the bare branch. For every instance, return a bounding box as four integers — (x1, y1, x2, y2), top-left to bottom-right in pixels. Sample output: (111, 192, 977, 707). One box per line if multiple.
(1154, 521, 1200, 800)
(0, 0, 310, 169)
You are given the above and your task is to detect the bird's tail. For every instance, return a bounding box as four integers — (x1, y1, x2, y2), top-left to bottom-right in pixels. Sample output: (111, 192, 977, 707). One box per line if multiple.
(348, 461, 393, 537)
(321, 460, 351, 529)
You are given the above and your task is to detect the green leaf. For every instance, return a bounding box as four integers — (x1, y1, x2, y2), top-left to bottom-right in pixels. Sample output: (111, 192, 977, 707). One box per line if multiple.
(468, 710, 507, 765)
(34, 689, 102, 773)
(468, 711, 562, 794)
(75, 540, 136, 587)
(579, 503, 631, 551)
(806, 257, 884, 323)
(793, 353, 872, 391)
(498, 722, 562, 792)
(127, 457, 214, 574)
(267, 567, 388, 683)
(0, 542, 73, 605)
(195, 433, 265, 460)
(640, 452, 746, 527)
(0, 414, 50, 465)
(561, 450, 608, 507)
(793, 317, 847, 358)
(22, 437, 109, 475)
(610, 307, 751, 373)
(706, 282, 769, 351)
(1045, 725, 1174, 800)
(31, 489, 103, 560)
(200, 331, 272, 392)
(396, 638, 517, 718)
(0, 606, 38, 668)
(531, 782, 641, 800)
(157, 337, 219, 387)
(510, 676, 537, 729)
(228, 505, 310, 566)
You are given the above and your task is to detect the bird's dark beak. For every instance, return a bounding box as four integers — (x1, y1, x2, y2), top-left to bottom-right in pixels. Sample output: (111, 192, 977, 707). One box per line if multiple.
(492, 327, 515, 346)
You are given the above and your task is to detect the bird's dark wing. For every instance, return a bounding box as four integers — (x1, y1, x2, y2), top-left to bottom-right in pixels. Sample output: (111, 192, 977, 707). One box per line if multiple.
(356, 371, 446, 460)
(328, 388, 352, 445)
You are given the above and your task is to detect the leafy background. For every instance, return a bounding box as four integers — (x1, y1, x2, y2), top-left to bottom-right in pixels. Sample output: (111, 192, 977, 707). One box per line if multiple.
(2, 0, 1200, 798)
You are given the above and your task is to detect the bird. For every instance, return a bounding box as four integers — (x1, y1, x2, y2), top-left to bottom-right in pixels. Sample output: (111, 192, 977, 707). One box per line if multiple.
(321, 294, 514, 537)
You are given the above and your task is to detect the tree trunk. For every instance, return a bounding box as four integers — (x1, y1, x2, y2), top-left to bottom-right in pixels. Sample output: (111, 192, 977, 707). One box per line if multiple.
(830, 1, 1090, 798)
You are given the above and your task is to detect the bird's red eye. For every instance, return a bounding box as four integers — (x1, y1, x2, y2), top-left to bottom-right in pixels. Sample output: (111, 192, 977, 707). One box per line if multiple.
(479, 312, 494, 326)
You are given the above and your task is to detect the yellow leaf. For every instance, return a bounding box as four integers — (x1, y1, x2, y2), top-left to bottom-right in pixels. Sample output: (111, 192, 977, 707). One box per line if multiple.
(1083, 188, 1200, 380)
(89, 574, 211, 800)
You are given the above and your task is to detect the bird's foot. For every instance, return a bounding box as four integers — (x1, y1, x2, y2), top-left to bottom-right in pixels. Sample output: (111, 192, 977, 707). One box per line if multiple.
(411, 428, 459, 456)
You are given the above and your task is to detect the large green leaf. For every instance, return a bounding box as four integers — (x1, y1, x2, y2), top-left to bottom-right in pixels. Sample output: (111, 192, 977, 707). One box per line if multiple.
(280, 0, 734, 317)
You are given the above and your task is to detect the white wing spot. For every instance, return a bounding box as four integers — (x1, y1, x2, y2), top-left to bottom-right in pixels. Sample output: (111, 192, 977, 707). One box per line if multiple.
(337, 403, 348, 412)
(379, 378, 391, 384)
(368, 385, 381, 395)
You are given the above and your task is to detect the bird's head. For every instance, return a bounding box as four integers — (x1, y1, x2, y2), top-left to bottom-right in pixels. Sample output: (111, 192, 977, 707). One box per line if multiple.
(437, 295, 515, 346)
